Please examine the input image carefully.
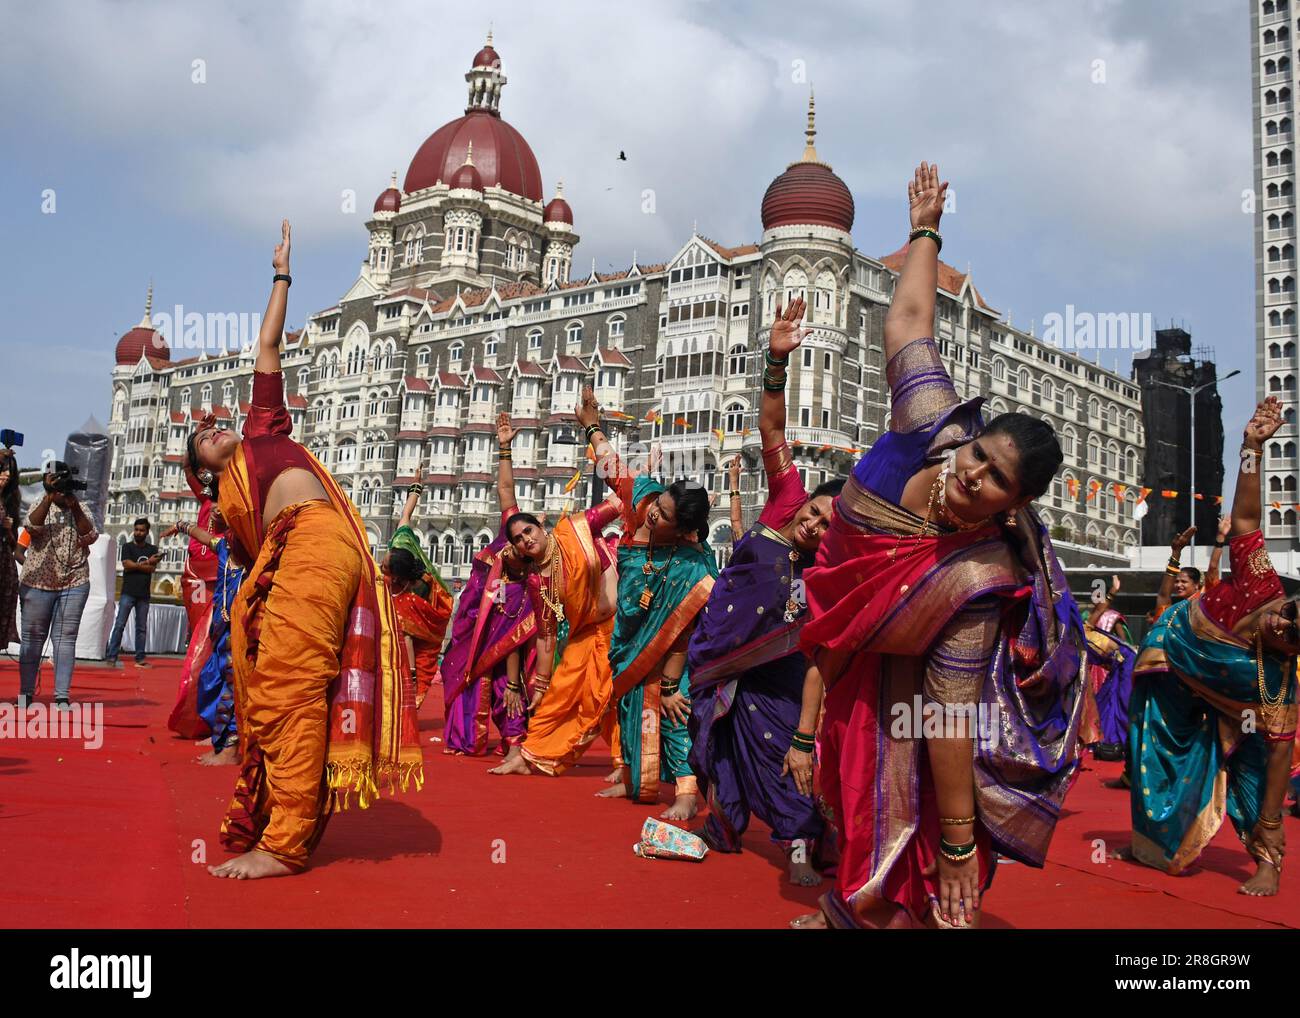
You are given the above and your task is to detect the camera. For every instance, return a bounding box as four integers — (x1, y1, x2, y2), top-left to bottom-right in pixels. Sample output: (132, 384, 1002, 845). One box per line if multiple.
(47, 461, 88, 496)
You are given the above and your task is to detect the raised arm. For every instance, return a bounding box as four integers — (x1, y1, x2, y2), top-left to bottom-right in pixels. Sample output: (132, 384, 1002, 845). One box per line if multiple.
(254, 219, 292, 375)
(762, 296, 809, 453)
(727, 454, 743, 541)
(496, 412, 519, 513)
(1088, 574, 1121, 623)
(1231, 397, 1283, 537)
(399, 465, 424, 529)
(1206, 514, 1231, 588)
(884, 161, 948, 364)
(1154, 526, 1195, 616)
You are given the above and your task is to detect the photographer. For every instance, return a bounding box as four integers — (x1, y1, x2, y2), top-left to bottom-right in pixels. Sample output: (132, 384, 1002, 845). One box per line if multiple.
(17, 467, 98, 709)
(0, 449, 19, 649)
(105, 517, 160, 668)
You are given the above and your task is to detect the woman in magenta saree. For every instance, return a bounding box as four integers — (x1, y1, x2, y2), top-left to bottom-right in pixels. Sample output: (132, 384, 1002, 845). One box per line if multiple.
(797, 162, 1085, 929)
(438, 517, 534, 757)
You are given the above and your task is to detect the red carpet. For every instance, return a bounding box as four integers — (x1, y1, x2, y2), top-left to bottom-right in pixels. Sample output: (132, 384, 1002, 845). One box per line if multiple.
(0, 657, 1296, 929)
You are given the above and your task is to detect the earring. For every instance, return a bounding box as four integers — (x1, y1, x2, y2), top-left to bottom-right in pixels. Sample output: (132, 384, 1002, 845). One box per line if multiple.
(1003, 511, 1019, 529)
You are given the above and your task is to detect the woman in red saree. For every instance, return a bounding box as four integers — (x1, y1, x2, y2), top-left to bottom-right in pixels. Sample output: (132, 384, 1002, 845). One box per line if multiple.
(187, 221, 421, 880)
(795, 163, 1085, 928)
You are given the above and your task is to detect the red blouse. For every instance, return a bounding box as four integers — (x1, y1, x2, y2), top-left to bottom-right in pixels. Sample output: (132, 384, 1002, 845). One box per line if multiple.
(245, 371, 315, 518)
(1198, 529, 1283, 632)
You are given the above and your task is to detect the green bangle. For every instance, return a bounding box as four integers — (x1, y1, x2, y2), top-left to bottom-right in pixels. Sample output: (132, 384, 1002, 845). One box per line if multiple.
(938, 836, 976, 858)
(765, 350, 789, 367)
(908, 227, 942, 252)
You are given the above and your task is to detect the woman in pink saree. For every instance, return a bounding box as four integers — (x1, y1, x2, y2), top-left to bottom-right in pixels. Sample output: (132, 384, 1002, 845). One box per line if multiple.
(795, 162, 1085, 929)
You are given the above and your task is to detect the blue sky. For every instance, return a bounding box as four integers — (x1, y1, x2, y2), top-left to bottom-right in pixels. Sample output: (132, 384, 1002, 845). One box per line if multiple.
(0, 0, 1255, 493)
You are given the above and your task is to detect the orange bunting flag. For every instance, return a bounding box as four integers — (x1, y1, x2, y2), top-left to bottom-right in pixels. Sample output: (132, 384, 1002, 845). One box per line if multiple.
(712, 428, 724, 443)
(1086, 479, 1101, 501)
(1271, 500, 1283, 510)
(644, 408, 659, 422)
(1137, 487, 1152, 503)
(818, 444, 832, 453)
(1111, 483, 1127, 501)
(1066, 478, 1079, 498)
(674, 417, 690, 428)
(1193, 493, 1205, 501)
(1213, 495, 1223, 505)
(563, 467, 584, 494)
(1160, 490, 1179, 499)
(742, 427, 752, 436)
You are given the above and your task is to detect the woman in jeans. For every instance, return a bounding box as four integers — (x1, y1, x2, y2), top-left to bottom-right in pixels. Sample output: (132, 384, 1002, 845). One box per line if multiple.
(18, 474, 98, 709)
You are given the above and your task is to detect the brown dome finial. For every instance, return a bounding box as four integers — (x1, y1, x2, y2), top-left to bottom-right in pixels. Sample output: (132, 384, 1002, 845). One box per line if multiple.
(801, 90, 819, 163)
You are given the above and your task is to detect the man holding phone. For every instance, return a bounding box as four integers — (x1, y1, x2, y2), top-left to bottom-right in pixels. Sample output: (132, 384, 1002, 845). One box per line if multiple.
(106, 518, 161, 668)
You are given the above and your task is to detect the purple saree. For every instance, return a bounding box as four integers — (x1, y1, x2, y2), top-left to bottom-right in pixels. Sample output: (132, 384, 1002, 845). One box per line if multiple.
(439, 520, 534, 756)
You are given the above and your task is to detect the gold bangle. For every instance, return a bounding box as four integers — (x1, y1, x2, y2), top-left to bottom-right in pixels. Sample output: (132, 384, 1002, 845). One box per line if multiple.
(1257, 813, 1284, 829)
(939, 815, 976, 826)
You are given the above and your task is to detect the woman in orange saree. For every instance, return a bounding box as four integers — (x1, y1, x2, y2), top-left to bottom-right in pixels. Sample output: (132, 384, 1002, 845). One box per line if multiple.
(186, 221, 421, 879)
(795, 163, 1085, 929)
(488, 411, 622, 776)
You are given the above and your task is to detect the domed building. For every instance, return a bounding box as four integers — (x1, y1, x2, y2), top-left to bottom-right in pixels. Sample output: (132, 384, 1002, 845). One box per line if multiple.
(105, 36, 1147, 587)
(361, 31, 576, 296)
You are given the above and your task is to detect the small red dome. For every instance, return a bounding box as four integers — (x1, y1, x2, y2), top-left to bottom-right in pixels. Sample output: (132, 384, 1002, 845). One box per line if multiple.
(373, 183, 402, 213)
(761, 160, 854, 234)
(115, 326, 169, 365)
(449, 159, 484, 192)
(472, 44, 500, 69)
(544, 192, 572, 225)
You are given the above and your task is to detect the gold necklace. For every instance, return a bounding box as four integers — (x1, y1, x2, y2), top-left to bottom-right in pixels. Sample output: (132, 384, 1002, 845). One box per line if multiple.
(536, 542, 565, 631)
(1255, 630, 1288, 732)
(638, 539, 677, 611)
(887, 472, 943, 565)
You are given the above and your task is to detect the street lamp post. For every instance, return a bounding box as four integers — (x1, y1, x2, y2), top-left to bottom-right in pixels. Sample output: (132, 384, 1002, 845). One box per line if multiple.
(1152, 368, 1240, 564)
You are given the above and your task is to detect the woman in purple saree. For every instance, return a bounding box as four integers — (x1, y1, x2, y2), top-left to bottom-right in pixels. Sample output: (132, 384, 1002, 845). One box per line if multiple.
(439, 434, 536, 757)
(688, 295, 841, 886)
(794, 162, 1085, 929)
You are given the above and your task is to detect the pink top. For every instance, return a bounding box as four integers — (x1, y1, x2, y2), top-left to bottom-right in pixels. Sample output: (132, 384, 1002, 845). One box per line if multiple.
(757, 440, 809, 531)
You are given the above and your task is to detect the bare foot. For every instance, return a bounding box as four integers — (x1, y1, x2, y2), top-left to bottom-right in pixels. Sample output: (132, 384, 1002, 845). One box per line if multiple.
(789, 911, 826, 929)
(604, 767, 622, 783)
(196, 745, 240, 766)
(487, 746, 531, 775)
(660, 793, 698, 821)
(207, 849, 293, 880)
(596, 782, 627, 798)
(1239, 860, 1281, 896)
(788, 857, 823, 887)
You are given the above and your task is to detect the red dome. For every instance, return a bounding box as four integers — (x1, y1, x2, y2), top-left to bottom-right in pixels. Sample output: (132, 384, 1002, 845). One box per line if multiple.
(761, 160, 854, 233)
(404, 111, 542, 202)
(373, 185, 402, 213)
(115, 326, 169, 365)
(544, 194, 572, 225)
(473, 44, 500, 68)
(449, 159, 483, 192)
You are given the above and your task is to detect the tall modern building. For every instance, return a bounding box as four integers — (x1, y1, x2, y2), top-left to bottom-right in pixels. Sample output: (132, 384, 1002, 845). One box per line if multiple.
(1132, 328, 1225, 545)
(1253, 0, 1300, 550)
(105, 33, 1146, 595)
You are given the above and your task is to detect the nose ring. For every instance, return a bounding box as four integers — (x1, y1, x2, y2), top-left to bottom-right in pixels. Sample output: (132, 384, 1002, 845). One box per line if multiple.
(967, 478, 982, 492)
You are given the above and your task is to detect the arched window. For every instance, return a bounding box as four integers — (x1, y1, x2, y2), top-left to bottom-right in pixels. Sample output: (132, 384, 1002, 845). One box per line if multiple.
(728, 345, 747, 376)
(566, 322, 583, 346)
(449, 343, 464, 366)
(724, 401, 745, 434)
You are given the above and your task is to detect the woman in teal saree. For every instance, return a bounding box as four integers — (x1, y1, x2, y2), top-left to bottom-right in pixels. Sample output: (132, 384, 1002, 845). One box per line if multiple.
(579, 388, 719, 821)
(1128, 397, 1297, 896)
